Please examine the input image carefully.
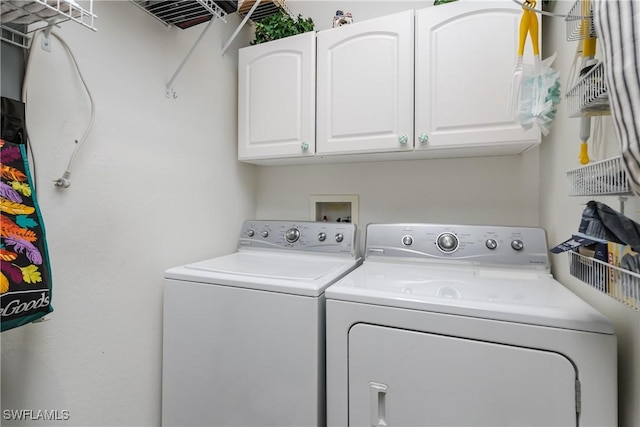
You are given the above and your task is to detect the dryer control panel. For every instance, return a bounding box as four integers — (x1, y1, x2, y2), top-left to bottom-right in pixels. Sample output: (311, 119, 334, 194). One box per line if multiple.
(238, 220, 357, 256)
(365, 223, 549, 269)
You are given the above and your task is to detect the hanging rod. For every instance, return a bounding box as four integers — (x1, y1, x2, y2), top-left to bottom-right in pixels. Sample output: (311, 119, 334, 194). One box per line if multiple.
(511, 0, 584, 19)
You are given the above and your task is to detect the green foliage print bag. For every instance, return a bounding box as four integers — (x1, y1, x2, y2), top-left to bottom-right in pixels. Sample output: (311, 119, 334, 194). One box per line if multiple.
(1, 139, 53, 331)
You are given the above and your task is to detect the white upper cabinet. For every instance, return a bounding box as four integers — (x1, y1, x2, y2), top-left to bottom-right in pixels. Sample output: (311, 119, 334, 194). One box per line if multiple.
(237, 2, 541, 164)
(316, 10, 415, 156)
(415, 1, 540, 155)
(238, 32, 316, 161)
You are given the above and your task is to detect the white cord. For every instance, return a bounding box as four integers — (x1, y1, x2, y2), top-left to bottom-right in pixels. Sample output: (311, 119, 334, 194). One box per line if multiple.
(564, 40, 582, 94)
(22, 29, 95, 189)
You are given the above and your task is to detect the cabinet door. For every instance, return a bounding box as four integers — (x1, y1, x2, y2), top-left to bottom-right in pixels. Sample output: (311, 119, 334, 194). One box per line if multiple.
(348, 324, 577, 427)
(317, 10, 414, 155)
(238, 32, 315, 161)
(415, 2, 540, 153)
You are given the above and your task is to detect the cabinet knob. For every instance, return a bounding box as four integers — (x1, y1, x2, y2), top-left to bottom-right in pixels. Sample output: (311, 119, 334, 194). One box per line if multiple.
(419, 133, 429, 144)
(301, 142, 309, 151)
(398, 135, 408, 145)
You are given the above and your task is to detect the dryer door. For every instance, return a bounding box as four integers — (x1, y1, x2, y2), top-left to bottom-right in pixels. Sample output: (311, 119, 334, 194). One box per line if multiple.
(348, 324, 577, 427)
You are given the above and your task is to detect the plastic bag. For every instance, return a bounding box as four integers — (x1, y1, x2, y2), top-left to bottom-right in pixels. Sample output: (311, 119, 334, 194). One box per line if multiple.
(515, 53, 561, 136)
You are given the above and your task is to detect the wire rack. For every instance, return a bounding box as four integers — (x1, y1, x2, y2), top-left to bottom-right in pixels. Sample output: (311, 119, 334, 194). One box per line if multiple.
(566, 61, 609, 118)
(567, 156, 631, 196)
(565, 0, 596, 41)
(238, 0, 290, 21)
(0, 0, 97, 48)
(130, 0, 231, 29)
(568, 251, 640, 310)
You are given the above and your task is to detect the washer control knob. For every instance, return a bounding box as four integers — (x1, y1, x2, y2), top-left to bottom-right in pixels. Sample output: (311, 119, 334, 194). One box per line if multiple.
(335, 233, 344, 243)
(318, 232, 327, 242)
(437, 232, 458, 253)
(246, 229, 255, 237)
(485, 239, 498, 250)
(511, 239, 524, 251)
(402, 235, 413, 246)
(285, 228, 300, 243)
(260, 230, 269, 238)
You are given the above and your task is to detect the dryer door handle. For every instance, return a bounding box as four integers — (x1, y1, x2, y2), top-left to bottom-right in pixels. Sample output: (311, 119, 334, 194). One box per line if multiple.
(369, 382, 389, 427)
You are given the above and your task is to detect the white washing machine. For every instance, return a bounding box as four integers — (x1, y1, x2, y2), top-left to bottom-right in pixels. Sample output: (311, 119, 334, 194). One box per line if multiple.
(162, 220, 361, 427)
(326, 223, 617, 427)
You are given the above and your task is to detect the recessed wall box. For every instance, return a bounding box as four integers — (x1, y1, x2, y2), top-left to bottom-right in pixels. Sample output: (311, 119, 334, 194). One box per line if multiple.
(310, 195, 359, 227)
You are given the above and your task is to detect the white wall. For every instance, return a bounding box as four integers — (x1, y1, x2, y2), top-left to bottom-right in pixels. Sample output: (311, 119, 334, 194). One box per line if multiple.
(1, 2, 256, 426)
(538, 2, 640, 425)
(256, 153, 540, 251)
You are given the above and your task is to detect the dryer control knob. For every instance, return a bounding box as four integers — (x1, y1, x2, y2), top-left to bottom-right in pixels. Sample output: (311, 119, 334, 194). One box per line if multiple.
(485, 239, 498, 250)
(260, 230, 269, 238)
(335, 233, 344, 243)
(285, 228, 300, 243)
(318, 232, 327, 242)
(246, 229, 255, 237)
(402, 235, 413, 246)
(437, 232, 458, 253)
(511, 239, 524, 251)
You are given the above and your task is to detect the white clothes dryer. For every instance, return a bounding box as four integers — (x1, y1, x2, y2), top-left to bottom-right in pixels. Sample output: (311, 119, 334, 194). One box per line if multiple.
(162, 220, 360, 427)
(326, 223, 617, 427)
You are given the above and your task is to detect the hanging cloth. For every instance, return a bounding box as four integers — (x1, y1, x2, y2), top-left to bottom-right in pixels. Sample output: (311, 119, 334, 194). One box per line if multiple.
(592, 0, 640, 195)
(1, 139, 53, 331)
(578, 200, 640, 251)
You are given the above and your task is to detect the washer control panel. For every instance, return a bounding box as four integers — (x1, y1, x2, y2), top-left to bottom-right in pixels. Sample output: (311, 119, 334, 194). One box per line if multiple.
(366, 223, 549, 268)
(239, 220, 357, 256)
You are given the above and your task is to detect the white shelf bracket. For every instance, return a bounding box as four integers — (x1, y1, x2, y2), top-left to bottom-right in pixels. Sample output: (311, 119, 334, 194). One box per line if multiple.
(41, 19, 57, 52)
(619, 196, 628, 216)
(165, 16, 218, 98)
(221, 0, 262, 55)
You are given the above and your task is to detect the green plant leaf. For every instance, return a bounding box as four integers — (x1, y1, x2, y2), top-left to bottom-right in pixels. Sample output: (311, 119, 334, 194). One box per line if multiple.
(251, 11, 315, 45)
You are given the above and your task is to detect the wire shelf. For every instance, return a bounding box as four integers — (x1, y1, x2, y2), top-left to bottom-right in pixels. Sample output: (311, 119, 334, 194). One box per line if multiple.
(565, 0, 596, 41)
(567, 156, 631, 196)
(238, 0, 292, 21)
(130, 0, 231, 29)
(568, 251, 640, 310)
(1, 24, 29, 48)
(0, 0, 97, 48)
(566, 61, 609, 118)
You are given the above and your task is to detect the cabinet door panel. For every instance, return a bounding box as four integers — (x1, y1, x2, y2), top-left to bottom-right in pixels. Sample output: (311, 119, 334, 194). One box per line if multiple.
(317, 10, 414, 155)
(415, 2, 540, 151)
(348, 323, 577, 427)
(238, 32, 315, 161)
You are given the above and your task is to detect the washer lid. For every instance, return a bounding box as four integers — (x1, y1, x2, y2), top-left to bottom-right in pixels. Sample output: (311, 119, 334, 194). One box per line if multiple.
(325, 261, 614, 334)
(165, 252, 361, 297)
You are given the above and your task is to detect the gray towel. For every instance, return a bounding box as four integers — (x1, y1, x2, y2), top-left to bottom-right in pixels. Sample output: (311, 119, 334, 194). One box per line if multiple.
(578, 200, 640, 251)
